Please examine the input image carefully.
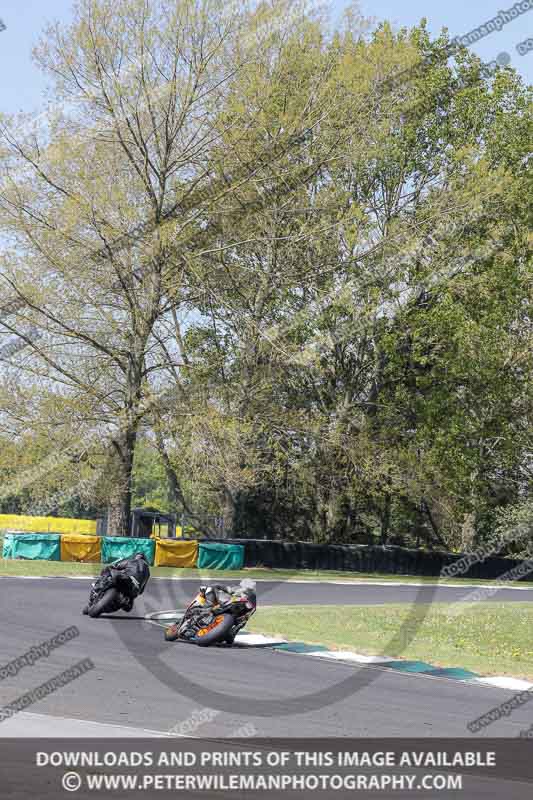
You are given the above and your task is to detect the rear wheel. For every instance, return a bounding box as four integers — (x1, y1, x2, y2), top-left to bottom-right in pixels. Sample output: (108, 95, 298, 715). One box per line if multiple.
(88, 588, 121, 618)
(121, 596, 134, 612)
(191, 613, 234, 647)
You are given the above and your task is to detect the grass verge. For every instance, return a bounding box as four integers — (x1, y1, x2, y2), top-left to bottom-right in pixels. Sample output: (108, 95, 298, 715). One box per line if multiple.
(1, 557, 533, 586)
(248, 602, 533, 681)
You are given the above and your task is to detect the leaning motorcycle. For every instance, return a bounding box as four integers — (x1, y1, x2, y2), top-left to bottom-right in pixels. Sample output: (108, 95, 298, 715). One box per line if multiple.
(83, 568, 132, 618)
(164, 585, 256, 646)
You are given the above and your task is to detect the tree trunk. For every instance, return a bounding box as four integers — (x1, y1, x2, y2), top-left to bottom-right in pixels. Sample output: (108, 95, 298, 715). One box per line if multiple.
(106, 430, 137, 536)
(380, 493, 391, 545)
(154, 430, 217, 538)
(154, 430, 182, 510)
(460, 511, 476, 552)
(222, 487, 237, 537)
(422, 499, 449, 549)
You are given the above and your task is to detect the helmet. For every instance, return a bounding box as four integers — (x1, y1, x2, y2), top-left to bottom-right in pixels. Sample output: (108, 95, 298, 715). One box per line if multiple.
(204, 587, 218, 605)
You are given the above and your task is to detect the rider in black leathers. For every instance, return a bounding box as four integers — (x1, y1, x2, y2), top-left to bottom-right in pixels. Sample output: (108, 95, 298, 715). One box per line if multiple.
(83, 552, 150, 614)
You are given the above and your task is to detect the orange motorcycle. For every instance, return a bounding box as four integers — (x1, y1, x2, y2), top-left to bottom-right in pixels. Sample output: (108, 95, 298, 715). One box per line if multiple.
(164, 582, 256, 647)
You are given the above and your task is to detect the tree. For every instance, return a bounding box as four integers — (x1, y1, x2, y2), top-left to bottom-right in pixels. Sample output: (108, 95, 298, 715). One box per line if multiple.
(155, 23, 532, 544)
(1, 5, 530, 550)
(0, 0, 341, 534)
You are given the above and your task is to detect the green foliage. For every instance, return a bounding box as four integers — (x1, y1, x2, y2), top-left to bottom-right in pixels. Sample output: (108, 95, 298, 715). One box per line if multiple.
(0, 2, 531, 548)
(131, 439, 169, 511)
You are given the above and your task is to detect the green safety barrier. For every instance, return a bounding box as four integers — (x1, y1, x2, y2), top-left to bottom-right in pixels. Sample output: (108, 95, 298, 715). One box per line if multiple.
(198, 541, 244, 570)
(5, 533, 61, 561)
(101, 536, 155, 566)
(2, 533, 15, 559)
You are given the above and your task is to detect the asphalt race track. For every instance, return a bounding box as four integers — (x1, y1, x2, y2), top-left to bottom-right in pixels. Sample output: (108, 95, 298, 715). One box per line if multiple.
(0, 575, 532, 742)
(145, 576, 533, 607)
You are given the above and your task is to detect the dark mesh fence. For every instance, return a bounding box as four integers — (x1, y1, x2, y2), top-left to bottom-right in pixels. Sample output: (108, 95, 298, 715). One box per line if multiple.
(208, 538, 529, 579)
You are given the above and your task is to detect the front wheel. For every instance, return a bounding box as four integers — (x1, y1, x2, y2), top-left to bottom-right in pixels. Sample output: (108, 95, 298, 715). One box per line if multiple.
(164, 622, 181, 642)
(190, 613, 234, 647)
(88, 588, 121, 618)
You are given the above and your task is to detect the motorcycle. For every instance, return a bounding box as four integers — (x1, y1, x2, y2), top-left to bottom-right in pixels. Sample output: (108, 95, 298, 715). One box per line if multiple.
(83, 568, 134, 618)
(164, 584, 256, 647)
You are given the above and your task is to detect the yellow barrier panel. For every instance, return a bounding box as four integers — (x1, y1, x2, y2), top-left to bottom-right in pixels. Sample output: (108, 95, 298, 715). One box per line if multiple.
(154, 538, 198, 568)
(60, 533, 101, 563)
(0, 514, 97, 535)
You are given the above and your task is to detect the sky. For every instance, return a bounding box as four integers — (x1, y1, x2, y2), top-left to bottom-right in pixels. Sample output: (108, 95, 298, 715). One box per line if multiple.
(0, 0, 531, 116)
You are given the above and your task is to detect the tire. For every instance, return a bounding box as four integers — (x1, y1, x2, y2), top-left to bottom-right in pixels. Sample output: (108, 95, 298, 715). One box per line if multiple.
(190, 613, 234, 647)
(88, 588, 121, 618)
(121, 596, 134, 613)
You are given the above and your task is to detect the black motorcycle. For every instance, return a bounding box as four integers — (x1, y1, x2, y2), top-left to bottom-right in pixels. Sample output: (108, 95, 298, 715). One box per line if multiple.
(83, 568, 134, 618)
(164, 584, 256, 646)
